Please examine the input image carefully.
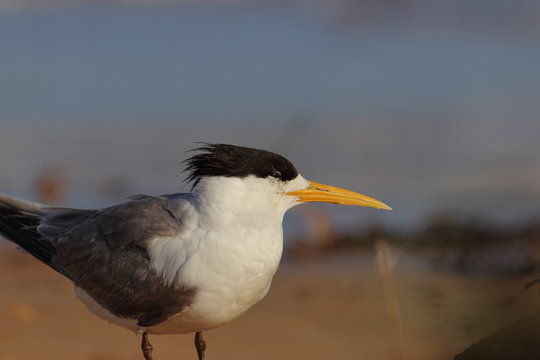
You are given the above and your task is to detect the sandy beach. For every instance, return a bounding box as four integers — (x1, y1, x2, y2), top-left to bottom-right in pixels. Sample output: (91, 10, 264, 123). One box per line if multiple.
(1, 244, 540, 360)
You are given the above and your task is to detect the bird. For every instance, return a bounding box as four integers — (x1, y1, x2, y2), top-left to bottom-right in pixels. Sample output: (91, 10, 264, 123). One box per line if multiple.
(0, 143, 391, 360)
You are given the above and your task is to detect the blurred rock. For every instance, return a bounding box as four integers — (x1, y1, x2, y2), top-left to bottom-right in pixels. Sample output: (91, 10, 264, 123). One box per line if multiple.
(455, 313, 540, 360)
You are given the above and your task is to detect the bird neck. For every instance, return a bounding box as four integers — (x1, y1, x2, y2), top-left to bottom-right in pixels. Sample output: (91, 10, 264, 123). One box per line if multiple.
(192, 176, 286, 227)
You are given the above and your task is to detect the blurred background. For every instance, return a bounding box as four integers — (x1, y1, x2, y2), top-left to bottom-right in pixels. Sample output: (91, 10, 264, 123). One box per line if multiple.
(1, 1, 540, 359)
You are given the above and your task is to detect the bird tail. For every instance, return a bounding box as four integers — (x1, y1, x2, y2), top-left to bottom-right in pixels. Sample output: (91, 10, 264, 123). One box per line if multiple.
(0, 194, 69, 277)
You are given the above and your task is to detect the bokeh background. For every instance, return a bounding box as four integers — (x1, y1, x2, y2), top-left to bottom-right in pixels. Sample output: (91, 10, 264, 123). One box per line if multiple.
(1, 1, 540, 360)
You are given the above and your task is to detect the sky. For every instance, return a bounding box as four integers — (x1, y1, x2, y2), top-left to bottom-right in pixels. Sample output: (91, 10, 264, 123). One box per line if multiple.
(0, 2, 539, 230)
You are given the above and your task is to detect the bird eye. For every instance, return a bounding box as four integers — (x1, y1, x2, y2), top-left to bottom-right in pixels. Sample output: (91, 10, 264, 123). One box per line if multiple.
(270, 171, 281, 179)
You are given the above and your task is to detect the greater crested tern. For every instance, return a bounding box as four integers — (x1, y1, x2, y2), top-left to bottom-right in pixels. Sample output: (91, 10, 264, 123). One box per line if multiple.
(0, 144, 391, 360)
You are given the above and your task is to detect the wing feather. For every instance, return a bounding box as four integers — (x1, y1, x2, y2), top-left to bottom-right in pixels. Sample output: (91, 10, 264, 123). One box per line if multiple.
(1, 193, 196, 327)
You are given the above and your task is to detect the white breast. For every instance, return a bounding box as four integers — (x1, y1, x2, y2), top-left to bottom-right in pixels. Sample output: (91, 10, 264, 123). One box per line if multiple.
(147, 218, 283, 334)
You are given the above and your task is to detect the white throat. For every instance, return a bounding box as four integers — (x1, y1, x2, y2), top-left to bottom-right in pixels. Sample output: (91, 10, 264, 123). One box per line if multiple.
(191, 175, 309, 226)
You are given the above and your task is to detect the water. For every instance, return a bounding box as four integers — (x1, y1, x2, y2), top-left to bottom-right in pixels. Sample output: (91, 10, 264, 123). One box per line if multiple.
(0, 5, 539, 229)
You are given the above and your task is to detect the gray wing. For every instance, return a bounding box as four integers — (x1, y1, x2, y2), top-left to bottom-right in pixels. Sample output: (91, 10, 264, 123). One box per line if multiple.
(0, 195, 74, 278)
(1, 193, 196, 327)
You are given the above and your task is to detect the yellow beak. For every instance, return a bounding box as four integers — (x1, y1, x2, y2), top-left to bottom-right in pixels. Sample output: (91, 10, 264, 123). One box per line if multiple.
(287, 180, 392, 210)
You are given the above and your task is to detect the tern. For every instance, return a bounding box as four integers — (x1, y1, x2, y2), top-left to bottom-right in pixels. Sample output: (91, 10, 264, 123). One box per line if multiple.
(0, 144, 391, 360)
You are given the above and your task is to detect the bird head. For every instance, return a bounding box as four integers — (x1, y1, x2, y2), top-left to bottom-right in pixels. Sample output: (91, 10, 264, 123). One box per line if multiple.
(184, 144, 391, 218)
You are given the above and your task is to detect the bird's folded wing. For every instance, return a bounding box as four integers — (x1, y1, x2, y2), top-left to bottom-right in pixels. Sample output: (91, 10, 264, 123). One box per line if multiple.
(2, 193, 197, 327)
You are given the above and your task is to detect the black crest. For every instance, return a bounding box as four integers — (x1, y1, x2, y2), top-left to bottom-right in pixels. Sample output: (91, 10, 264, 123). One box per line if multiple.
(184, 144, 299, 187)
